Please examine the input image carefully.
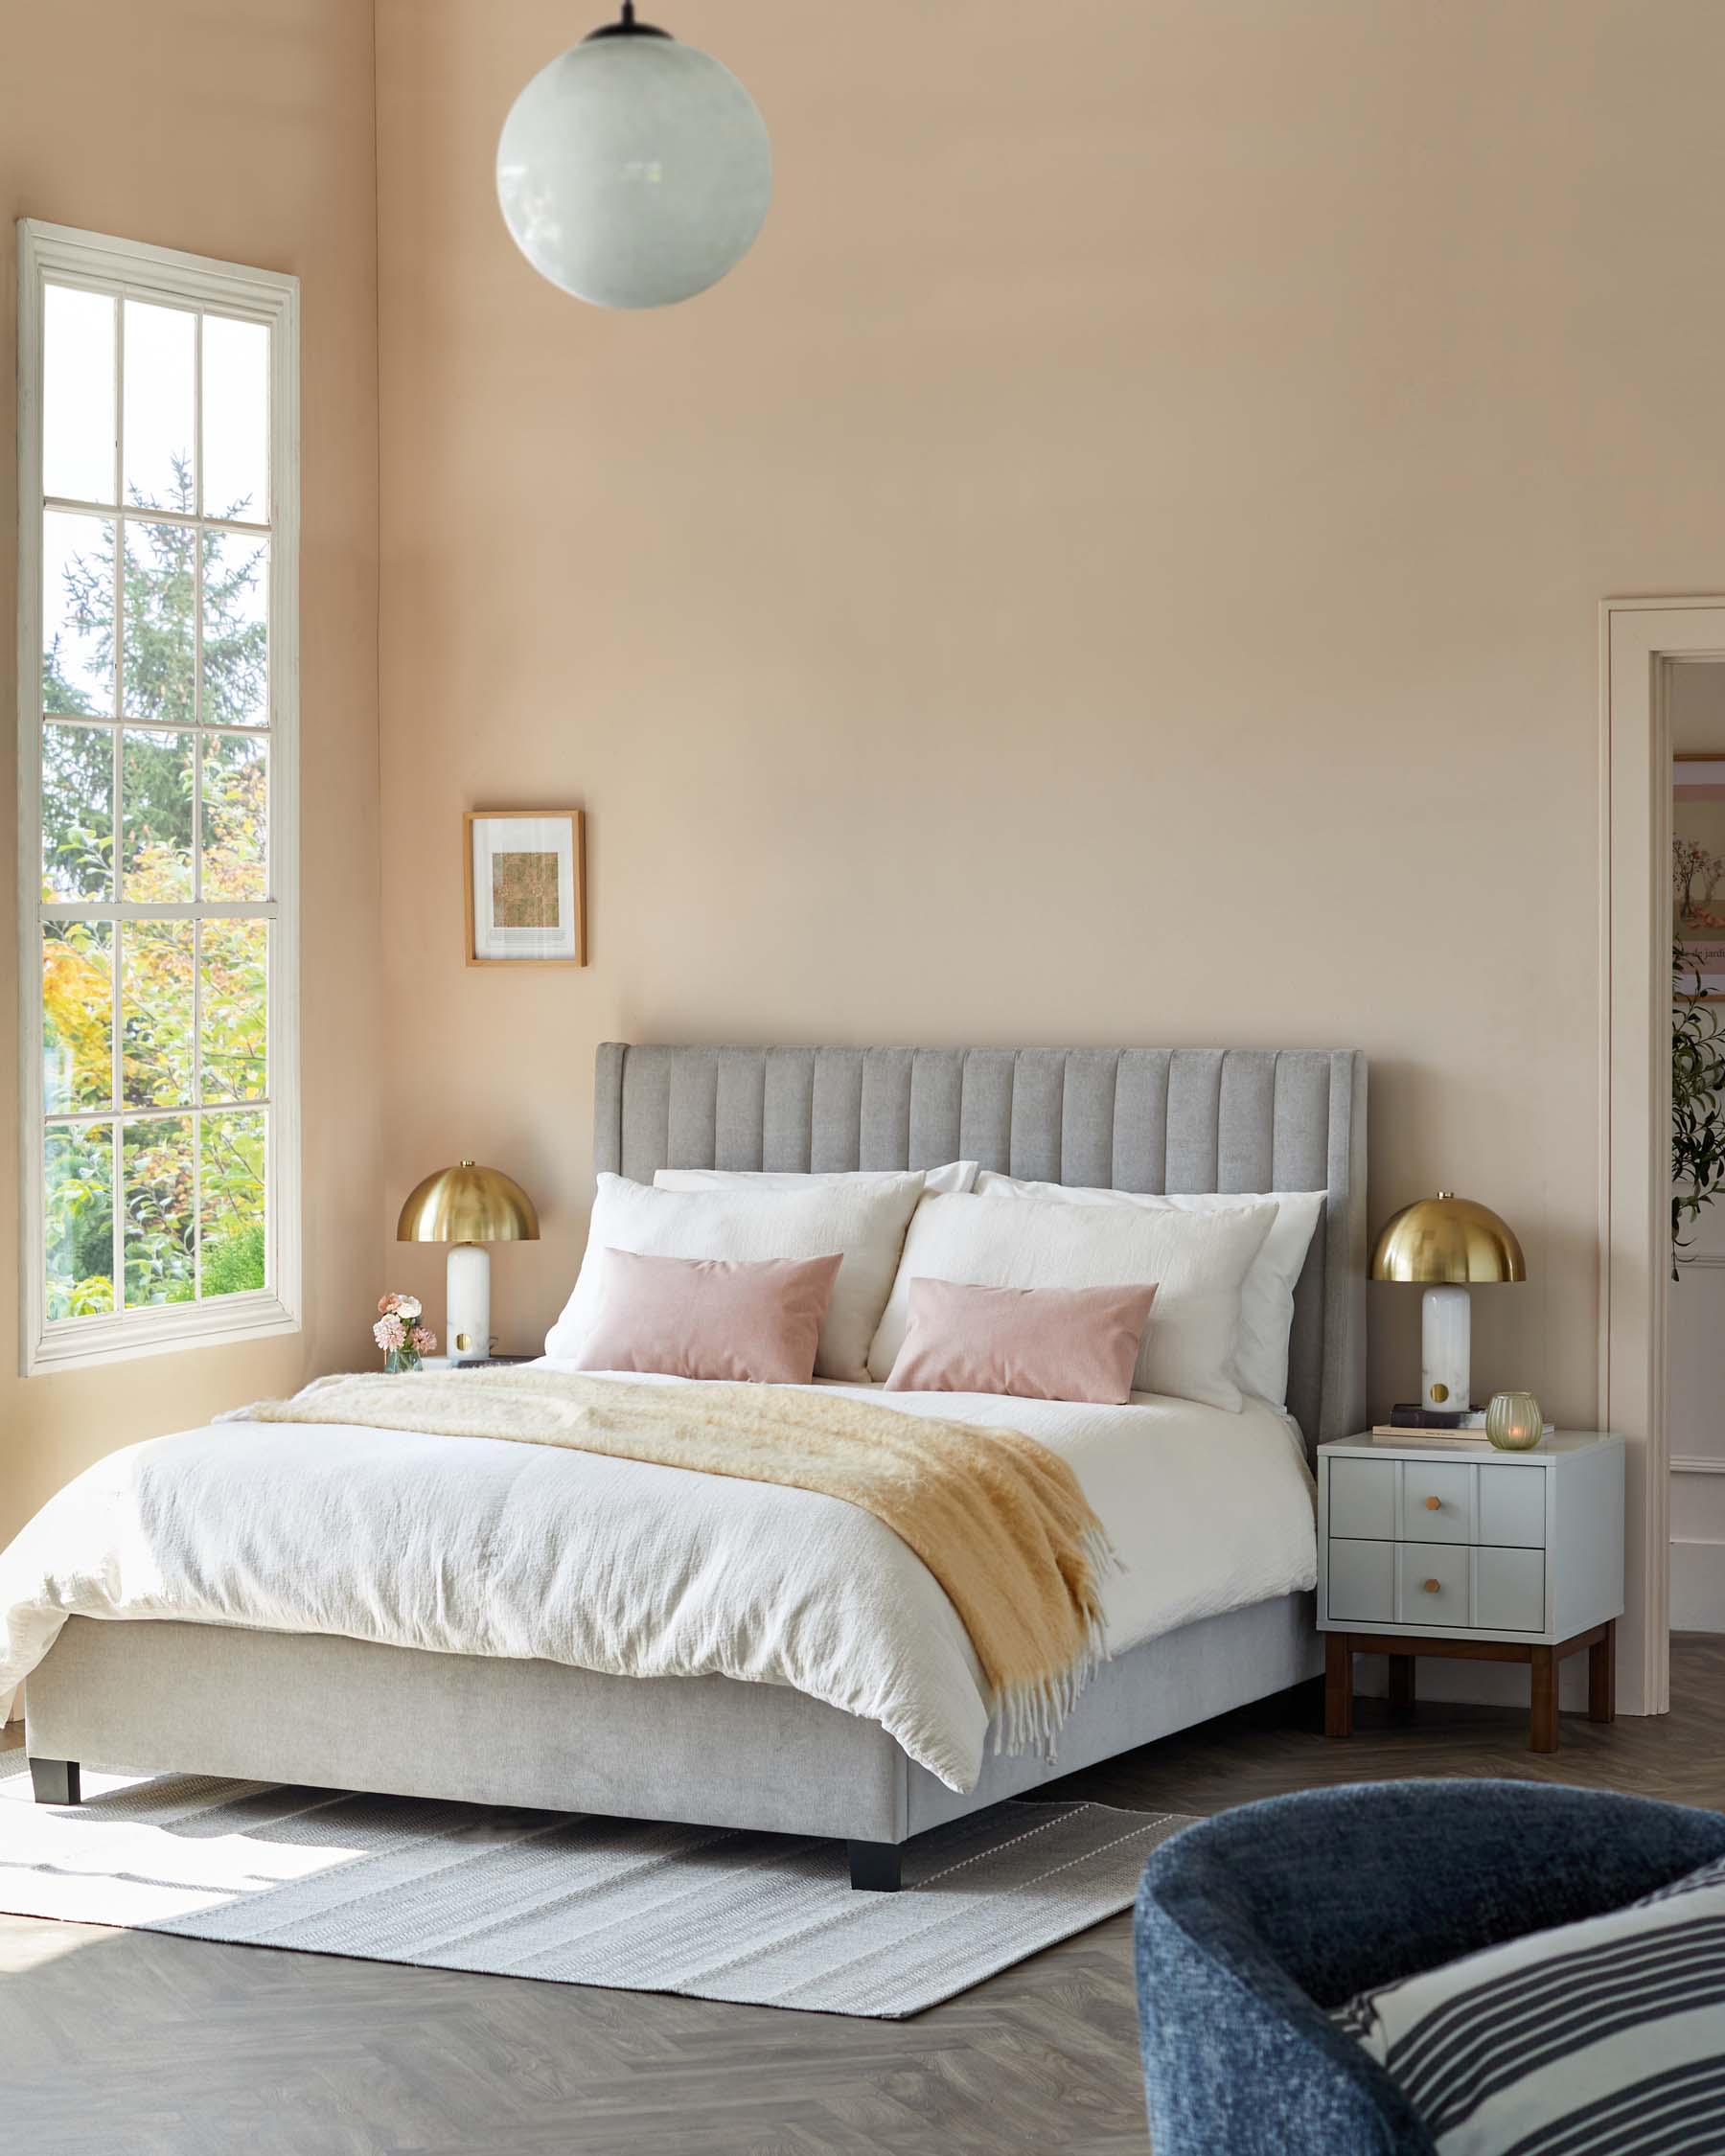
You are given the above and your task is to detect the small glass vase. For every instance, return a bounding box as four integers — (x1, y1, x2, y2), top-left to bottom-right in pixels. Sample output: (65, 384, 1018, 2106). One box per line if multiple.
(384, 1346, 422, 1375)
(1485, 1390, 1543, 1450)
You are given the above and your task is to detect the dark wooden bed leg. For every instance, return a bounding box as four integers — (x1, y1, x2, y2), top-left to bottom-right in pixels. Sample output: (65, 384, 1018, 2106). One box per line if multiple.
(848, 1840, 902, 1892)
(29, 1758, 80, 1805)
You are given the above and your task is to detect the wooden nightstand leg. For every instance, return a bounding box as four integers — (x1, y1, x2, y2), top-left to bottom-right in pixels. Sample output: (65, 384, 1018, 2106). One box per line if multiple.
(1530, 1644, 1558, 1753)
(1589, 1620, 1617, 1724)
(1324, 1635, 1354, 1738)
(1388, 1653, 1416, 1719)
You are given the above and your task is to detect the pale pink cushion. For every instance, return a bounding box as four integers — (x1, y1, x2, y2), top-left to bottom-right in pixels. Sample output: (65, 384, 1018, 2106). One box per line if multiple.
(571, 1248, 843, 1386)
(883, 1275, 1159, 1405)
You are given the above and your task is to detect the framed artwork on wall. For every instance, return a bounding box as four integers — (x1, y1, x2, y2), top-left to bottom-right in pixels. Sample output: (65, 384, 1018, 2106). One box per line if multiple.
(464, 810, 587, 967)
(1673, 756, 1725, 998)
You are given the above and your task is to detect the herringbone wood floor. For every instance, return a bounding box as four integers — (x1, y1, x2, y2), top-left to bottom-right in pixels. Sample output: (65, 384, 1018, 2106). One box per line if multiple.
(4, 1636, 1723, 2156)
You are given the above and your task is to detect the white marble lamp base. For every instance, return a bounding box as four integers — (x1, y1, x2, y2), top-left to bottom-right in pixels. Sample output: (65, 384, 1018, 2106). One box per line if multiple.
(1421, 1282, 1471, 1412)
(447, 1244, 492, 1364)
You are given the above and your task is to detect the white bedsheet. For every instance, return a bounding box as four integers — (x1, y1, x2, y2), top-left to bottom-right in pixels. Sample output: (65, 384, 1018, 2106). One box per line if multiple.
(0, 1370, 1316, 1792)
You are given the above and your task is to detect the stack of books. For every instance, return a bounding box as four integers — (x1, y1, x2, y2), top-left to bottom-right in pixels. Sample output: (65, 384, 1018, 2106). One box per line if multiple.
(1368, 1403, 1554, 1445)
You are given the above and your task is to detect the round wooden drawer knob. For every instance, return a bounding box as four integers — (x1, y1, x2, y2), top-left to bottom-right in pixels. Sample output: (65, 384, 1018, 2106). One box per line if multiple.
(1424, 1496, 1442, 1511)
(1423, 1577, 1441, 1594)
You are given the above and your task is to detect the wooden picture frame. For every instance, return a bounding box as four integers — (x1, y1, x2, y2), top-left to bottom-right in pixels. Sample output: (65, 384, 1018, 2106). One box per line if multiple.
(1673, 756, 1725, 999)
(464, 810, 587, 968)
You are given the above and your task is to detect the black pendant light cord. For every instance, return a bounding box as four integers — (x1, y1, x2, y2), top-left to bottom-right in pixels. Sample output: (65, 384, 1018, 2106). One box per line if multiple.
(586, 0, 673, 39)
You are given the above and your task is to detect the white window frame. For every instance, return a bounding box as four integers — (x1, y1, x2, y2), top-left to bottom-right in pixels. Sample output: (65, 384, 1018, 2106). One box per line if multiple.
(16, 219, 300, 1373)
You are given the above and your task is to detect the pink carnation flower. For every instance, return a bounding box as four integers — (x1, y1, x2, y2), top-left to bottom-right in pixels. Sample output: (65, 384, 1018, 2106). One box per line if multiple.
(410, 1325, 437, 1353)
(374, 1315, 406, 1352)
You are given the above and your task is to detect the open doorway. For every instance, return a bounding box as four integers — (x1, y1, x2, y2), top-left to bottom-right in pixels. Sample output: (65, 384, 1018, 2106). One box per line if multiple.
(1669, 660, 1725, 1631)
(1602, 600, 1725, 1716)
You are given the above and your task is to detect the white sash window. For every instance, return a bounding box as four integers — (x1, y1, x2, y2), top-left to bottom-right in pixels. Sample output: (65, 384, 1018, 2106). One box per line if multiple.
(17, 222, 299, 1371)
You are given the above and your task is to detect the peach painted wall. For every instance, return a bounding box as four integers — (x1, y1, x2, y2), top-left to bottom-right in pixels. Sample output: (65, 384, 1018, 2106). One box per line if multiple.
(3, 0, 1722, 1685)
(0, 2, 382, 1552)
(375, 0, 1725, 1416)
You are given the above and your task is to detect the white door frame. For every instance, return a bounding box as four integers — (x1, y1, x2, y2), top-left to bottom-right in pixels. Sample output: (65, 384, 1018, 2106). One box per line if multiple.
(1600, 597, 1725, 1716)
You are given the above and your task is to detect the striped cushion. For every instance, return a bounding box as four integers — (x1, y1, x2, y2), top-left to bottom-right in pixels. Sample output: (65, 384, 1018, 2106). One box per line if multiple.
(1335, 1856, 1725, 2153)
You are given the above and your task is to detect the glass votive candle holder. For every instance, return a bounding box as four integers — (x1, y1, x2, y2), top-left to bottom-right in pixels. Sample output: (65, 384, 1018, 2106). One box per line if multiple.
(1485, 1390, 1544, 1451)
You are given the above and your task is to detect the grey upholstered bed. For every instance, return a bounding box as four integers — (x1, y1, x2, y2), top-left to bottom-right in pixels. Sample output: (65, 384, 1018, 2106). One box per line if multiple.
(24, 1043, 1367, 1891)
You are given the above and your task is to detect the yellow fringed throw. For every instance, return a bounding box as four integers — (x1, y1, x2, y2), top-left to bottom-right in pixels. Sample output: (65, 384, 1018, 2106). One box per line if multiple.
(229, 1368, 1116, 1757)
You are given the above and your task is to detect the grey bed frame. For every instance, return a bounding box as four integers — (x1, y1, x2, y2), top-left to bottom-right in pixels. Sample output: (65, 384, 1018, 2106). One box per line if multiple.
(25, 1044, 1367, 1891)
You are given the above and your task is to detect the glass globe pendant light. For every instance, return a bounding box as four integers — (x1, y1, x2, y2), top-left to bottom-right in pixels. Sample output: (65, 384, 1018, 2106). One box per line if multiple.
(496, 1, 771, 310)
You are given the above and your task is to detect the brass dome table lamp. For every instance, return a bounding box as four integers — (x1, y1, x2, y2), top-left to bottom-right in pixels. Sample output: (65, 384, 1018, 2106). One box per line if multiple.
(398, 1161, 540, 1365)
(1370, 1192, 1525, 1413)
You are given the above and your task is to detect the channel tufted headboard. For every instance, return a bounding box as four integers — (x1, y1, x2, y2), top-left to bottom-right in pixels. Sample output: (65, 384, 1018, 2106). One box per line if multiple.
(593, 1044, 1367, 1449)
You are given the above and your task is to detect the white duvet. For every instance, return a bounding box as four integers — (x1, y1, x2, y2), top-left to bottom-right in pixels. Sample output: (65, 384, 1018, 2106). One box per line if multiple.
(0, 1368, 1317, 1791)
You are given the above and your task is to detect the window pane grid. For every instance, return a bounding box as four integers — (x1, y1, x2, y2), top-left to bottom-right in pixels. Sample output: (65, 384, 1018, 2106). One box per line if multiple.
(47, 1099, 273, 1126)
(109, 282, 124, 513)
(191, 1119, 204, 1303)
(31, 247, 285, 1345)
(43, 1110, 274, 1309)
(110, 726, 122, 915)
(41, 903, 276, 920)
(193, 298, 204, 526)
(34, 715, 273, 740)
(109, 305, 124, 754)
(32, 711, 273, 733)
(38, 519, 271, 734)
(45, 495, 270, 539)
(110, 899, 123, 1121)
(110, 1115, 123, 1323)
(42, 919, 113, 1113)
(41, 302, 270, 510)
(193, 556, 203, 903)
(191, 306, 203, 906)
(41, 485, 271, 740)
(39, 496, 272, 541)
(191, 920, 203, 1296)
(108, 911, 123, 1302)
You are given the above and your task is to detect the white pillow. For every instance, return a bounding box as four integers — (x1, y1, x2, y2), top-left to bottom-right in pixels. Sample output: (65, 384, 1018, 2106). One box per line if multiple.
(866, 1189, 1276, 1410)
(547, 1172, 926, 1384)
(656, 1162, 979, 1196)
(975, 1174, 1323, 1410)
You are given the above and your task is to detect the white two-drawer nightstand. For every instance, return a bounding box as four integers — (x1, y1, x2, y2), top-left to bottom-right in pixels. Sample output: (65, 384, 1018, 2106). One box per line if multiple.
(1317, 1433, 1625, 1753)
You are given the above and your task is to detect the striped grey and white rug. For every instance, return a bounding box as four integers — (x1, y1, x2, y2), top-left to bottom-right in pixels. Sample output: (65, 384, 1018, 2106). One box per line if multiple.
(0, 1755, 1190, 2017)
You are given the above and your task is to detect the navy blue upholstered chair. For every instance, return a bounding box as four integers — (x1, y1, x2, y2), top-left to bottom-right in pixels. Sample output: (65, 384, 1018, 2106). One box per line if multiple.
(1134, 1779, 1725, 2156)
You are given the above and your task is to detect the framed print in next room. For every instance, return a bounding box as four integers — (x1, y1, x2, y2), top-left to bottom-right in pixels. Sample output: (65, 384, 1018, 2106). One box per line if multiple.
(1674, 758, 1725, 998)
(465, 811, 587, 967)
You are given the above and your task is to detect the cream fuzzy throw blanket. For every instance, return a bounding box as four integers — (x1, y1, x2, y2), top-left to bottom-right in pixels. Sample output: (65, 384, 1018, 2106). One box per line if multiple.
(230, 1368, 1116, 1755)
